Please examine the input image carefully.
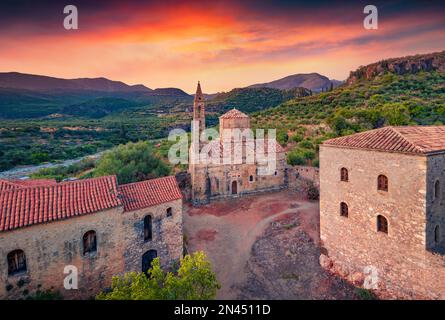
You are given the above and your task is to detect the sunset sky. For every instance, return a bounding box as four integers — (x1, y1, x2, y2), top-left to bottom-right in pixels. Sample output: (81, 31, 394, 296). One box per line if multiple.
(0, 0, 444, 93)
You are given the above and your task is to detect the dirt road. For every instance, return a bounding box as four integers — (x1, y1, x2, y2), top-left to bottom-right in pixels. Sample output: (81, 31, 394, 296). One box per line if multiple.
(184, 190, 357, 299)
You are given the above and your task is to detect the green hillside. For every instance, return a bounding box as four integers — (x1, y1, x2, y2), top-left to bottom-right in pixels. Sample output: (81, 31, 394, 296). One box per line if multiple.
(252, 71, 445, 166)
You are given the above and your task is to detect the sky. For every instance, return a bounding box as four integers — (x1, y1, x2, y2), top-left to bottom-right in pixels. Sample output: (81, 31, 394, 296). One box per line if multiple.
(0, 0, 444, 93)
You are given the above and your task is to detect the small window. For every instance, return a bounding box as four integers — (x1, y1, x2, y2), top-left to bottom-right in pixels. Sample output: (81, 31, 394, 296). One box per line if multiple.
(166, 207, 173, 217)
(144, 215, 153, 241)
(83, 231, 97, 255)
(378, 175, 388, 192)
(434, 180, 440, 200)
(274, 171, 278, 176)
(340, 168, 349, 182)
(249, 175, 253, 182)
(7, 250, 27, 276)
(340, 202, 349, 217)
(377, 215, 388, 234)
(435, 225, 440, 244)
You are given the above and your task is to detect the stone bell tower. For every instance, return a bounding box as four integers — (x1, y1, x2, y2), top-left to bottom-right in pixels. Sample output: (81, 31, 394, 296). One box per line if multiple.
(193, 81, 205, 140)
(189, 81, 209, 205)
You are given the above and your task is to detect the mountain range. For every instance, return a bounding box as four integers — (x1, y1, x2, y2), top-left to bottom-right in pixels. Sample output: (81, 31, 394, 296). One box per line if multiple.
(0, 71, 332, 119)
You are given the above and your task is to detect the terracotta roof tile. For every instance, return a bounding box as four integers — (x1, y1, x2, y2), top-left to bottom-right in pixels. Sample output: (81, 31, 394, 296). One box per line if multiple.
(0, 179, 57, 192)
(118, 176, 182, 212)
(324, 126, 445, 155)
(220, 108, 249, 119)
(0, 176, 121, 232)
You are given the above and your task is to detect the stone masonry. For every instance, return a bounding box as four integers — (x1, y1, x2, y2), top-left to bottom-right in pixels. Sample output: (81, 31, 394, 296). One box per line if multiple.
(0, 175, 183, 299)
(319, 126, 445, 299)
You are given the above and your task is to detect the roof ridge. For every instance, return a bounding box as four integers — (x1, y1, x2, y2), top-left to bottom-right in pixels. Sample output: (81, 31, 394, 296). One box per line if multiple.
(0, 175, 118, 194)
(389, 126, 425, 153)
(118, 175, 175, 188)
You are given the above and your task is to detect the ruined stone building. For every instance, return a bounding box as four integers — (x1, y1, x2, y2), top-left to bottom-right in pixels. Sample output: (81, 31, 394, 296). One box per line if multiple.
(319, 126, 445, 298)
(189, 82, 287, 205)
(0, 175, 183, 299)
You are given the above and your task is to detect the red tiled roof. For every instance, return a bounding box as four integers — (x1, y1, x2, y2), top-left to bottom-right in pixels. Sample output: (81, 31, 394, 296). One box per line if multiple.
(0, 180, 19, 192)
(324, 126, 445, 155)
(0, 176, 121, 232)
(220, 108, 249, 119)
(118, 176, 182, 212)
(0, 179, 57, 192)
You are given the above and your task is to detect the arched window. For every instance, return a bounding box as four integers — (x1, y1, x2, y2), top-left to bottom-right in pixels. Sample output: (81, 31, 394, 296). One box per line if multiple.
(249, 175, 253, 182)
(340, 168, 349, 182)
(434, 180, 440, 200)
(7, 250, 27, 276)
(274, 171, 278, 176)
(144, 215, 153, 241)
(83, 231, 97, 255)
(166, 207, 173, 217)
(340, 202, 349, 217)
(435, 225, 440, 244)
(377, 215, 388, 234)
(377, 175, 388, 192)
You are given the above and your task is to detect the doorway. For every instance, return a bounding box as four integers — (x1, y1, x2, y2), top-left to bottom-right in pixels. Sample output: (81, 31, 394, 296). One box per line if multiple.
(231, 181, 238, 194)
(142, 249, 157, 275)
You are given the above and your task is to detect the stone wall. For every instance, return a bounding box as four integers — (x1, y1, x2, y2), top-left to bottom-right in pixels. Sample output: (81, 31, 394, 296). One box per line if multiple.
(0, 199, 183, 300)
(122, 199, 183, 272)
(0, 207, 124, 300)
(426, 154, 445, 253)
(319, 145, 445, 298)
(289, 166, 319, 187)
(190, 151, 287, 205)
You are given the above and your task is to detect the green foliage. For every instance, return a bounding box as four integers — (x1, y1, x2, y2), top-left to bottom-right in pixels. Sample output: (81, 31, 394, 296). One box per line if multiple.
(287, 150, 306, 166)
(276, 130, 289, 145)
(290, 133, 304, 143)
(96, 251, 220, 300)
(253, 71, 445, 168)
(26, 290, 63, 300)
(94, 141, 171, 184)
(355, 288, 377, 300)
(207, 87, 310, 114)
(31, 158, 96, 182)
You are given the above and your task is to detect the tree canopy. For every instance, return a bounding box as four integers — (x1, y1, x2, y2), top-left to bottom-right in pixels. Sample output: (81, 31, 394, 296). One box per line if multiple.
(96, 251, 220, 300)
(94, 140, 171, 184)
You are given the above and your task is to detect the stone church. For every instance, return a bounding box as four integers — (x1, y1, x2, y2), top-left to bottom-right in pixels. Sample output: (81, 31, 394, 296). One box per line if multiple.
(189, 82, 287, 205)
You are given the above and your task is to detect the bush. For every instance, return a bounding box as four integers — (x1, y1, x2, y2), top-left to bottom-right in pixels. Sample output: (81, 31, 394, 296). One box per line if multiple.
(94, 141, 171, 184)
(306, 182, 319, 200)
(298, 140, 314, 149)
(287, 150, 306, 166)
(96, 251, 220, 300)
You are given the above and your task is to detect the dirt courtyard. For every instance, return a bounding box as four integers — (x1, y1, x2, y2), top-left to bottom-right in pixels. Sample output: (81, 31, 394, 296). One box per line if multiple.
(184, 190, 358, 300)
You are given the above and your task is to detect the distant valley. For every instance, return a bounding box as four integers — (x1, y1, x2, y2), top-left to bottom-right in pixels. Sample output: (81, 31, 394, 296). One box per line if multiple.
(0, 50, 444, 172)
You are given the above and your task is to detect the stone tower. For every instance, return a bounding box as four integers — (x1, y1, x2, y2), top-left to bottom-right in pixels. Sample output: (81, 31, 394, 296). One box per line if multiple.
(193, 81, 205, 140)
(189, 81, 209, 205)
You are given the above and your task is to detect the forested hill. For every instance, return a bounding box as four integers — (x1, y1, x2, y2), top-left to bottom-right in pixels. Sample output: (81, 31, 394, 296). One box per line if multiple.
(346, 50, 445, 84)
(252, 51, 445, 167)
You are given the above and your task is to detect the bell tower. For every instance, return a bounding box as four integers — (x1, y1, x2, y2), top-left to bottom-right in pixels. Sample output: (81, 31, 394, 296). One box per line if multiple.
(190, 81, 209, 205)
(193, 81, 205, 139)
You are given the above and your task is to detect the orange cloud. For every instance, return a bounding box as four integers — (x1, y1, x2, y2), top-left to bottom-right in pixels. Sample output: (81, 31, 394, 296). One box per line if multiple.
(0, 1, 444, 92)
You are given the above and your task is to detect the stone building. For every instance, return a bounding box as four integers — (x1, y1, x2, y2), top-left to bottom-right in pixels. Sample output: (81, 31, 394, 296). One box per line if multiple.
(0, 175, 183, 299)
(319, 126, 445, 298)
(189, 82, 287, 205)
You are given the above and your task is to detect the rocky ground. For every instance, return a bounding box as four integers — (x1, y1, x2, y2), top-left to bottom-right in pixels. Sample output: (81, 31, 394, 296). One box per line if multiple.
(184, 190, 359, 300)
